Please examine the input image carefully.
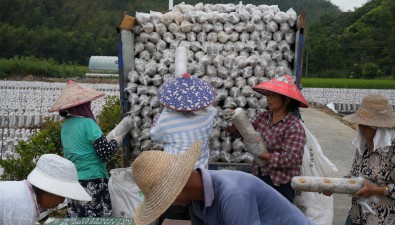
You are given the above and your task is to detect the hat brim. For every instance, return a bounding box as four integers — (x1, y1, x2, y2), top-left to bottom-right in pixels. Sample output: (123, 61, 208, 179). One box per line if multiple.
(157, 77, 216, 112)
(252, 84, 309, 108)
(343, 113, 395, 128)
(28, 169, 92, 202)
(133, 142, 201, 225)
(48, 81, 105, 112)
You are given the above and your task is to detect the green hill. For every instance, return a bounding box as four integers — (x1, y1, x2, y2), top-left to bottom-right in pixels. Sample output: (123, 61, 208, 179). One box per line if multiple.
(306, 0, 395, 78)
(0, 0, 340, 65)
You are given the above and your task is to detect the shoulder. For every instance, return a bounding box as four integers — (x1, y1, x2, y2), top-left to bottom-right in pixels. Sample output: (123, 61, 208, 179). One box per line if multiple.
(210, 170, 262, 191)
(285, 114, 303, 128)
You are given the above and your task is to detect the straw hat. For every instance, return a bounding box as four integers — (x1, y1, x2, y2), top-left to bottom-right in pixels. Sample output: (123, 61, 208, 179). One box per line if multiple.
(157, 73, 215, 111)
(252, 75, 309, 108)
(27, 154, 92, 202)
(48, 80, 105, 112)
(132, 141, 202, 225)
(343, 94, 395, 128)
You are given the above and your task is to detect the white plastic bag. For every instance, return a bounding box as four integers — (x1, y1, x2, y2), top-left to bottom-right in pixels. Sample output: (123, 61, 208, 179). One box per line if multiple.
(109, 168, 144, 218)
(293, 123, 338, 225)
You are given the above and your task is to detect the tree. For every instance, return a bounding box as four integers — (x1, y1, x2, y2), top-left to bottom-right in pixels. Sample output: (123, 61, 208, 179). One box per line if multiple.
(362, 62, 382, 79)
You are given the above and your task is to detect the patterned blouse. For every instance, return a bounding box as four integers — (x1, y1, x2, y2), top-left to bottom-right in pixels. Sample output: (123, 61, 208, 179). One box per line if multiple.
(251, 111, 306, 186)
(347, 140, 395, 225)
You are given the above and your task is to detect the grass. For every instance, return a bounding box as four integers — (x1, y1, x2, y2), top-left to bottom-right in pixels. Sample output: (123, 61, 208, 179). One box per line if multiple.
(301, 78, 395, 89)
(0, 56, 87, 79)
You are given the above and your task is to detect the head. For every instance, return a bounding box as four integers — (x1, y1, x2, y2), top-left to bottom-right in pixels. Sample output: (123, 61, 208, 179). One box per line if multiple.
(27, 154, 92, 209)
(157, 73, 215, 112)
(34, 187, 65, 209)
(132, 141, 202, 225)
(48, 80, 105, 122)
(252, 75, 309, 110)
(266, 91, 300, 114)
(59, 101, 97, 122)
(343, 94, 395, 139)
(173, 170, 203, 206)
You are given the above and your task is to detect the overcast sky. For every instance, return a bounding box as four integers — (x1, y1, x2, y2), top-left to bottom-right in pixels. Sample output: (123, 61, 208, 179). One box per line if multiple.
(329, 0, 369, 11)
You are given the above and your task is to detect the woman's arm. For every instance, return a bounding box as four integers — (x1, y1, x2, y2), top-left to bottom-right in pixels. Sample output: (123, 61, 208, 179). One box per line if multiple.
(93, 135, 118, 162)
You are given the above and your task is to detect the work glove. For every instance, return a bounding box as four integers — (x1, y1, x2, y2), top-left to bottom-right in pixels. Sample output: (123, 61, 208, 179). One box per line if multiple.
(106, 116, 133, 144)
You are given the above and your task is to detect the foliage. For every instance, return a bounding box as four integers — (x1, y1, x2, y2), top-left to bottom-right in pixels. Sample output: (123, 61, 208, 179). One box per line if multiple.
(0, 56, 86, 78)
(302, 77, 395, 89)
(0, 121, 63, 180)
(0, 0, 339, 66)
(97, 96, 122, 134)
(362, 62, 383, 79)
(0, 96, 123, 180)
(305, 0, 395, 78)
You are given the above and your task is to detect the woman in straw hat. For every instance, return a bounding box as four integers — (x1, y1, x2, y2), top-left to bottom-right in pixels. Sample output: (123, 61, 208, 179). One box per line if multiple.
(227, 75, 308, 203)
(0, 154, 91, 225)
(48, 80, 122, 218)
(325, 94, 395, 225)
(131, 141, 314, 225)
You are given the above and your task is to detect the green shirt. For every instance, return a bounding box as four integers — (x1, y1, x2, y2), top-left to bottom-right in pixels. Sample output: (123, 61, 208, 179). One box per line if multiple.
(61, 117, 109, 180)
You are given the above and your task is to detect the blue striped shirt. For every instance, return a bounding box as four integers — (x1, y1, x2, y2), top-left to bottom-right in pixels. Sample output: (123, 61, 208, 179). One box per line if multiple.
(150, 106, 217, 168)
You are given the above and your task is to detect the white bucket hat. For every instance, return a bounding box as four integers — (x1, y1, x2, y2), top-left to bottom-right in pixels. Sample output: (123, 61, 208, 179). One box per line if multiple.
(27, 154, 92, 202)
(132, 141, 201, 225)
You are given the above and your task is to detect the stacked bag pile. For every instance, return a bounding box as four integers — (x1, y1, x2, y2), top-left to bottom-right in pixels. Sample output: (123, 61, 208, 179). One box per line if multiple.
(126, 2, 299, 162)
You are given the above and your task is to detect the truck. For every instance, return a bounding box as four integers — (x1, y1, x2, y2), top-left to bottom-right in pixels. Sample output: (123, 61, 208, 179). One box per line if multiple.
(115, 3, 306, 171)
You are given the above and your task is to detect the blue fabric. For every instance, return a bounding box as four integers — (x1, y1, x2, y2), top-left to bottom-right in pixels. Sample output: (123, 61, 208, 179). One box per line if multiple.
(190, 168, 315, 225)
(150, 107, 217, 169)
(157, 75, 215, 111)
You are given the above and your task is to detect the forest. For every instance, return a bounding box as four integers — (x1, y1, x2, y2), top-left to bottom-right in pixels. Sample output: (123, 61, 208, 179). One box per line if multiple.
(0, 0, 393, 78)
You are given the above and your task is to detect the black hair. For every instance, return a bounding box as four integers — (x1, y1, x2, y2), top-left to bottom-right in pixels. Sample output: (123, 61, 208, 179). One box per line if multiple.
(280, 96, 301, 119)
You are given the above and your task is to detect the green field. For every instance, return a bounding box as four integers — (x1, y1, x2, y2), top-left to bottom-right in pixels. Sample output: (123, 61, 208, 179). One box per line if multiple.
(301, 78, 395, 89)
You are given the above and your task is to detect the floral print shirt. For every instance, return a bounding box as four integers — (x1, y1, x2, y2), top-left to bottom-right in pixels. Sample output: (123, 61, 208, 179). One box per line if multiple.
(347, 140, 395, 225)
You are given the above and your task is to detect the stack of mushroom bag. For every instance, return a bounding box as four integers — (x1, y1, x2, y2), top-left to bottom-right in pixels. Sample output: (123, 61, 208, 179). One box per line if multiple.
(126, 2, 298, 162)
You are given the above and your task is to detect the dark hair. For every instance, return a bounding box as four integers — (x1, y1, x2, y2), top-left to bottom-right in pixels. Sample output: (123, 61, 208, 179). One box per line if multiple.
(281, 96, 301, 119)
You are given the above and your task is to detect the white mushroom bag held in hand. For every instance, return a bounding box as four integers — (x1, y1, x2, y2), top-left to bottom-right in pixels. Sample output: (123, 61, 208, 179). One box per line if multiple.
(293, 122, 338, 225)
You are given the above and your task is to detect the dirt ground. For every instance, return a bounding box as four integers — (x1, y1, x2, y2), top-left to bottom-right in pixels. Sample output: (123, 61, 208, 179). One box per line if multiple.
(312, 104, 357, 130)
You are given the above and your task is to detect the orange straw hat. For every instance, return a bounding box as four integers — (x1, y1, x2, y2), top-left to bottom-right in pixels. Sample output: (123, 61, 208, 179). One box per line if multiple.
(343, 94, 395, 128)
(48, 80, 105, 112)
(252, 75, 309, 108)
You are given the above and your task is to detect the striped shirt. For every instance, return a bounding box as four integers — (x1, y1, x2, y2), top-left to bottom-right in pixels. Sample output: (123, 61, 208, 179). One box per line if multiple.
(251, 111, 306, 186)
(150, 106, 217, 168)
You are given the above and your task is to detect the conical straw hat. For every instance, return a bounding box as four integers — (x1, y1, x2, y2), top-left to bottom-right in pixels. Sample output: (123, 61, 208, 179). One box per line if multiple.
(48, 80, 105, 112)
(132, 141, 202, 225)
(252, 75, 309, 108)
(343, 94, 395, 128)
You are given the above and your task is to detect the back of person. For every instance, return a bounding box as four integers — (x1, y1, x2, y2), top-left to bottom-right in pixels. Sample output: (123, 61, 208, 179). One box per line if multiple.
(151, 106, 217, 168)
(208, 170, 314, 225)
(61, 117, 108, 180)
(0, 180, 37, 225)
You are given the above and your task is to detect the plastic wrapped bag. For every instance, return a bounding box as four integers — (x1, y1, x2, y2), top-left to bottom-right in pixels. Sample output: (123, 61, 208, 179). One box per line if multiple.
(109, 168, 144, 218)
(293, 123, 338, 225)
